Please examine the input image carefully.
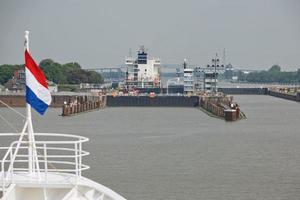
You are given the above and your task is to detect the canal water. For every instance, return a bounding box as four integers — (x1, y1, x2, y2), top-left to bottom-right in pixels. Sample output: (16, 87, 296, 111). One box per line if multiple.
(1, 95, 300, 200)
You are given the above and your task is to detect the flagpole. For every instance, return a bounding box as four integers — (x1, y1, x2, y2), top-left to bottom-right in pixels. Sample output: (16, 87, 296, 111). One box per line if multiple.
(24, 31, 35, 175)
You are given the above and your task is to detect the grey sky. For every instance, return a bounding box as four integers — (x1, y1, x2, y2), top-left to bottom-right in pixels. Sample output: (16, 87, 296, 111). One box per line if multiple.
(0, 0, 299, 70)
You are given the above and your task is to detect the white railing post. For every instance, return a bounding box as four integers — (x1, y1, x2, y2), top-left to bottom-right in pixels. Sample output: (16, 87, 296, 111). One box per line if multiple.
(74, 143, 78, 182)
(2, 160, 5, 194)
(79, 142, 82, 178)
(43, 143, 48, 183)
(9, 147, 13, 183)
(8, 121, 28, 174)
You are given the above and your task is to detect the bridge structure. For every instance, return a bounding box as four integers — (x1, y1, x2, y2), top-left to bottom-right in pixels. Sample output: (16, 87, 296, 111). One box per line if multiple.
(85, 64, 254, 83)
(86, 65, 187, 80)
(86, 67, 127, 83)
(86, 65, 184, 83)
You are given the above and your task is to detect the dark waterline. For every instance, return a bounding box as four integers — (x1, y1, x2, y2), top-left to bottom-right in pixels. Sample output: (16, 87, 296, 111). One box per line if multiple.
(1, 95, 300, 200)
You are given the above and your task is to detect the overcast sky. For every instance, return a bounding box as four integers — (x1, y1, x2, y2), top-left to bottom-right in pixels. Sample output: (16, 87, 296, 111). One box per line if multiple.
(0, 0, 299, 70)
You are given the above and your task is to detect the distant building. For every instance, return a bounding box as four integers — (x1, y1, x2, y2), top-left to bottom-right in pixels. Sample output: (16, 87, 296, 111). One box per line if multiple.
(194, 67, 204, 93)
(79, 83, 103, 90)
(224, 63, 241, 82)
(224, 63, 234, 80)
(0, 84, 4, 92)
(5, 68, 25, 92)
(125, 46, 161, 89)
(48, 81, 58, 93)
(5, 68, 59, 93)
(204, 71, 218, 92)
(183, 59, 194, 95)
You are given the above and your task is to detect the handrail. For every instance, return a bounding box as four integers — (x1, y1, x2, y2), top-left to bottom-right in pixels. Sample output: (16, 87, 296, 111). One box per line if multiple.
(0, 146, 89, 153)
(0, 133, 89, 142)
(0, 132, 90, 195)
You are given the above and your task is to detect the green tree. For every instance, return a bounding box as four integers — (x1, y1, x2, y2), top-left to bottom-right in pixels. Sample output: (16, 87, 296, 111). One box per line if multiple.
(243, 65, 299, 83)
(62, 62, 81, 72)
(66, 68, 88, 84)
(40, 59, 67, 84)
(39, 59, 104, 84)
(0, 64, 23, 85)
(88, 71, 103, 83)
(269, 65, 281, 73)
(0, 59, 103, 86)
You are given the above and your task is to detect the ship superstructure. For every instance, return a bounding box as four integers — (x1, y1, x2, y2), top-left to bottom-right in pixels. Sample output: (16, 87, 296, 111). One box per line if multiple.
(183, 59, 194, 95)
(125, 46, 161, 89)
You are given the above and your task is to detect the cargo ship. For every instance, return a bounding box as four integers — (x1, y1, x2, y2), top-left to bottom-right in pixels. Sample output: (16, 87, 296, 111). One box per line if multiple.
(124, 46, 161, 93)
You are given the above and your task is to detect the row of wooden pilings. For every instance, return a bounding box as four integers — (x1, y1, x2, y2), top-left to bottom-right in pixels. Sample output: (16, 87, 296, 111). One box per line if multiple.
(62, 95, 106, 116)
(200, 95, 241, 121)
(201, 98, 226, 118)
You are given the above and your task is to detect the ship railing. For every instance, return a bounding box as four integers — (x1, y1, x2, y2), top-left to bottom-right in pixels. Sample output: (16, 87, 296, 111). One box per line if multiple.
(0, 133, 89, 194)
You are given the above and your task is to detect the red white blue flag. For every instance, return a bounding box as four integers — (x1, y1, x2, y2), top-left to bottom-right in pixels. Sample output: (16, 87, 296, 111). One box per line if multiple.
(25, 50, 52, 115)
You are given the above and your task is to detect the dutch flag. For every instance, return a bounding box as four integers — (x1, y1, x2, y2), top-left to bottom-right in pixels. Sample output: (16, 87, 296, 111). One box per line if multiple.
(25, 50, 52, 115)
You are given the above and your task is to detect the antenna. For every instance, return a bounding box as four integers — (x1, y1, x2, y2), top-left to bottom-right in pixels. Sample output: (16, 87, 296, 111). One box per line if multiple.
(183, 59, 187, 69)
(128, 48, 132, 57)
(140, 45, 145, 53)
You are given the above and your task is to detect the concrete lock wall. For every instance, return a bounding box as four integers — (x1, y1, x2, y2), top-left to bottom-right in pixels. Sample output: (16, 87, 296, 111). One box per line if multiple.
(0, 94, 87, 107)
(297, 93, 300, 101)
(268, 91, 298, 101)
(0, 95, 26, 107)
(106, 96, 199, 107)
(218, 88, 268, 95)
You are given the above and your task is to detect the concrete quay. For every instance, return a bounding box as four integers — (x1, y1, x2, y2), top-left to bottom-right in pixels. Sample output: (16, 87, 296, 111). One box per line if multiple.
(106, 95, 199, 107)
(0, 92, 106, 116)
(0, 92, 81, 107)
(268, 90, 300, 102)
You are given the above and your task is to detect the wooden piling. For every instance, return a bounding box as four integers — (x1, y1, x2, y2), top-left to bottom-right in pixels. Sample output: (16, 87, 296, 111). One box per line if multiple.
(62, 94, 106, 116)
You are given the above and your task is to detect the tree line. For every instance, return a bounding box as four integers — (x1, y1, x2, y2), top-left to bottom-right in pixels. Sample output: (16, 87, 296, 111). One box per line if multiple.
(0, 59, 103, 85)
(239, 65, 300, 84)
(0, 64, 23, 85)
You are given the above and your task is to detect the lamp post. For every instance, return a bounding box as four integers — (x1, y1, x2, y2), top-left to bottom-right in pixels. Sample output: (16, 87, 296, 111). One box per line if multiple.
(212, 53, 220, 94)
(207, 53, 224, 94)
(166, 78, 174, 95)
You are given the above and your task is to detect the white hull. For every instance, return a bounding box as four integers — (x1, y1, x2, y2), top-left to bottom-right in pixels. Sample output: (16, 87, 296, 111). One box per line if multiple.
(1, 172, 125, 200)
